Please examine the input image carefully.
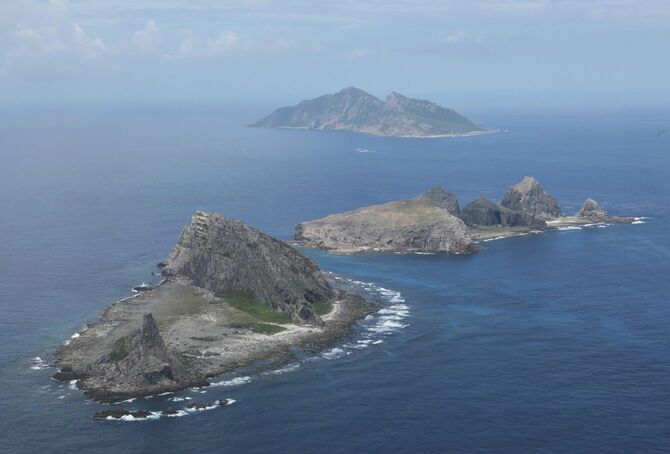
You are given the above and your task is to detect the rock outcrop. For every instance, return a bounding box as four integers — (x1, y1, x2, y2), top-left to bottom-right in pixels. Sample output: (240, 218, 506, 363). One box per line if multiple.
(107, 313, 184, 387)
(250, 87, 485, 137)
(460, 196, 545, 228)
(501, 176, 561, 220)
(576, 198, 635, 223)
(163, 211, 333, 326)
(295, 188, 478, 254)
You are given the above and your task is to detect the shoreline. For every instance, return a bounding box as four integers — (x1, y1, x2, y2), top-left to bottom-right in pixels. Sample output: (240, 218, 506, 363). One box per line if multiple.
(54, 277, 373, 402)
(268, 125, 498, 139)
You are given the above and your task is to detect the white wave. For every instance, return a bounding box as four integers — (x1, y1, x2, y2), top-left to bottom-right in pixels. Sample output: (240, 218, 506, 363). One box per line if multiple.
(583, 223, 606, 227)
(372, 340, 384, 345)
(322, 347, 345, 359)
(157, 391, 173, 396)
(70, 332, 80, 339)
(184, 403, 218, 413)
(68, 380, 78, 390)
(632, 220, 645, 224)
(115, 412, 161, 422)
(367, 319, 410, 334)
(263, 363, 301, 375)
(209, 376, 252, 387)
(389, 294, 405, 303)
(557, 226, 582, 231)
(168, 396, 192, 402)
(162, 410, 189, 418)
(414, 252, 435, 255)
(57, 395, 66, 399)
(118, 397, 136, 403)
(30, 356, 49, 370)
(364, 314, 374, 321)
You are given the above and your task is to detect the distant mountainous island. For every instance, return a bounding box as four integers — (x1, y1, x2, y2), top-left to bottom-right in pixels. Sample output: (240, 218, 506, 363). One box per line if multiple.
(250, 87, 487, 138)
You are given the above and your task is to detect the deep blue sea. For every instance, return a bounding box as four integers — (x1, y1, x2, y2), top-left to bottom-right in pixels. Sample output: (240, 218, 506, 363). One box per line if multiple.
(1, 104, 669, 453)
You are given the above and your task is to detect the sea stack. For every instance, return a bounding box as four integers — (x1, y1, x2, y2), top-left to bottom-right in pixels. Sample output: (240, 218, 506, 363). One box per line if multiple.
(501, 176, 561, 220)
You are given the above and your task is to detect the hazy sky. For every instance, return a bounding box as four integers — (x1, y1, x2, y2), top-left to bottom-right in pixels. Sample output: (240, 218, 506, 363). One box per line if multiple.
(1, 0, 669, 109)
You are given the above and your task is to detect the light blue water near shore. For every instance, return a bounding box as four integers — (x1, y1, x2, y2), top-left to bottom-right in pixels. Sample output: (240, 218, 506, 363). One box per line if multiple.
(0, 104, 669, 453)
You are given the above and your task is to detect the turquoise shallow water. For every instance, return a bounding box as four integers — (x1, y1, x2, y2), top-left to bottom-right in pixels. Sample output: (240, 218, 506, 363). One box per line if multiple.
(0, 105, 668, 453)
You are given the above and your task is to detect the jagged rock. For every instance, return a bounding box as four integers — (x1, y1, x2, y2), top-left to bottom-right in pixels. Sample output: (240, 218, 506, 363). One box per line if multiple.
(218, 399, 230, 406)
(52, 366, 84, 382)
(162, 408, 179, 416)
(575, 198, 635, 223)
(501, 176, 561, 220)
(163, 211, 332, 326)
(576, 198, 609, 220)
(250, 87, 485, 137)
(295, 188, 477, 254)
(460, 196, 545, 228)
(187, 402, 210, 410)
(104, 313, 185, 388)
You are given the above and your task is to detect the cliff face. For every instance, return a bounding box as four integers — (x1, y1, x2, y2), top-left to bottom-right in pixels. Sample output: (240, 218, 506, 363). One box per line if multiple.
(295, 188, 477, 254)
(250, 87, 484, 137)
(460, 196, 545, 228)
(576, 198, 609, 220)
(163, 211, 333, 326)
(501, 177, 561, 220)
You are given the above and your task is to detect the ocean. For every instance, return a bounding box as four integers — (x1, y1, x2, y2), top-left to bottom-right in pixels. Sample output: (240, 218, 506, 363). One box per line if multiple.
(0, 104, 668, 453)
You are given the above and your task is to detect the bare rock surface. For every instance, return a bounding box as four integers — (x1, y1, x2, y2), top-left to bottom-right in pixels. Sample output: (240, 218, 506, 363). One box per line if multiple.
(501, 176, 562, 220)
(163, 211, 333, 326)
(295, 188, 477, 254)
(460, 196, 545, 228)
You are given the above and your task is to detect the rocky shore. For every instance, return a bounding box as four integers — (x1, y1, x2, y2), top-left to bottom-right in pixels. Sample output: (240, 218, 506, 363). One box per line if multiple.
(295, 176, 637, 254)
(53, 212, 373, 402)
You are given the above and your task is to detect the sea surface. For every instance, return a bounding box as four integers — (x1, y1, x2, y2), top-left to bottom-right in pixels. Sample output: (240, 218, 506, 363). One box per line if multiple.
(0, 104, 668, 453)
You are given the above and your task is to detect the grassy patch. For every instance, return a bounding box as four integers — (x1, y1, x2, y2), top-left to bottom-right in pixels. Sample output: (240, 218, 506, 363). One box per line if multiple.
(312, 301, 333, 316)
(219, 290, 291, 324)
(175, 351, 194, 367)
(109, 337, 129, 363)
(246, 322, 286, 335)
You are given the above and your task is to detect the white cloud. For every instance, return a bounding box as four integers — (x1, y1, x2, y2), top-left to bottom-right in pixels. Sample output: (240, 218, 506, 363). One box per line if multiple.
(0, 0, 106, 78)
(170, 31, 241, 59)
(132, 19, 161, 53)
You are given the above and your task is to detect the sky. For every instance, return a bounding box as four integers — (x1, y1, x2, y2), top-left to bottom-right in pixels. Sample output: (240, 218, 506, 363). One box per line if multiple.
(1, 0, 669, 109)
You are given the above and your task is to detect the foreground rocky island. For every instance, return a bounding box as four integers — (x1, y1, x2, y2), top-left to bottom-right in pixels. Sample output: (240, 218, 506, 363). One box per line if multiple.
(295, 177, 636, 254)
(250, 87, 486, 138)
(54, 212, 371, 402)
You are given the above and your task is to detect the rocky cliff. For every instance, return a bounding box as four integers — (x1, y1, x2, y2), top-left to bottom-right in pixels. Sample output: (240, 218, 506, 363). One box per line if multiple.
(295, 188, 477, 254)
(501, 176, 561, 220)
(163, 211, 334, 326)
(250, 87, 485, 137)
(460, 196, 545, 228)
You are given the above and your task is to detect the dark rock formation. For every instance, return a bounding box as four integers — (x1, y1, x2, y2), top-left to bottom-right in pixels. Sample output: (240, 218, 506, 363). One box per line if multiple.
(163, 211, 333, 326)
(460, 196, 545, 228)
(576, 198, 609, 220)
(295, 188, 477, 254)
(501, 176, 561, 220)
(218, 399, 231, 406)
(162, 408, 179, 416)
(187, 402, 211, 410)
(250, 87, 485, 137)
(576, 198, 635, 223)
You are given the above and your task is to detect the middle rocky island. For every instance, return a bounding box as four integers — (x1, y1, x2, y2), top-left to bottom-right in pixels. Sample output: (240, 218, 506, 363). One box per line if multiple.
(54, 212, 371, 402)
(295, 177, 636, 254)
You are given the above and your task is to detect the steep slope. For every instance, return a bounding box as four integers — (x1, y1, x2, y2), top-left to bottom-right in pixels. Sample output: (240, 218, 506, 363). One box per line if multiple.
(460, 196, 545, 227)
(163, 211, 334, 326)
(501, 176, 561, 220)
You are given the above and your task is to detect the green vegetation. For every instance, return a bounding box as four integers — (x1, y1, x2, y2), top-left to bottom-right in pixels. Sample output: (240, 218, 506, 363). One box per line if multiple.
(312, 301, 333, 316)
(109, 337, 129, 363)
(175, 351, 194, 366)
(246, 322, 286, 335)
(219, 289, 291, 324)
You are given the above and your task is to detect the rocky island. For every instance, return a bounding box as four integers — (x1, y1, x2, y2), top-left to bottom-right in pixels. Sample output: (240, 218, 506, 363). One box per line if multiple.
(250, 87, 486, 138)
(53, 212, 371, 402)
(295, 177, 636, 254)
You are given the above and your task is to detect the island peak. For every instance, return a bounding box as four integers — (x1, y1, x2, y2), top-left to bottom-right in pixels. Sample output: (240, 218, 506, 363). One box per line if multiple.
(251, 87, 485, 138)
